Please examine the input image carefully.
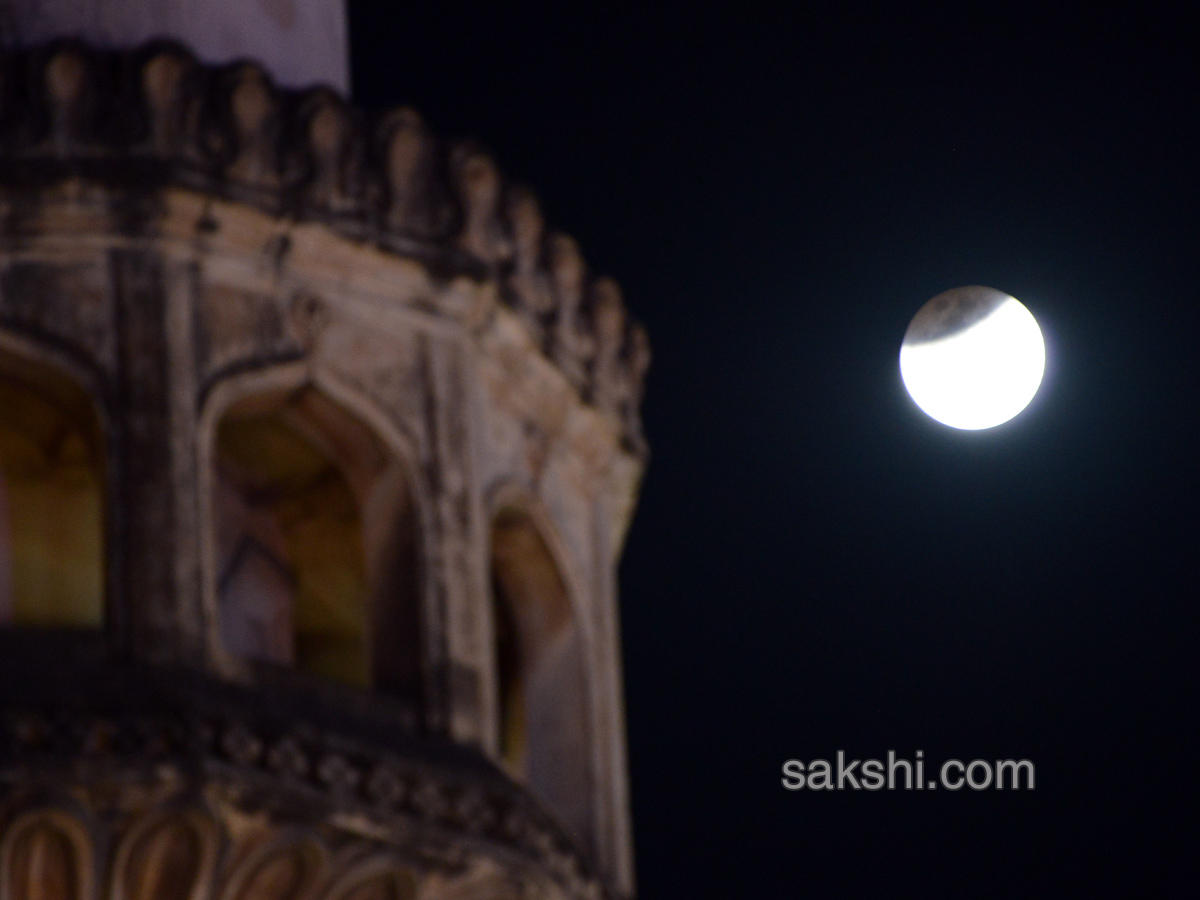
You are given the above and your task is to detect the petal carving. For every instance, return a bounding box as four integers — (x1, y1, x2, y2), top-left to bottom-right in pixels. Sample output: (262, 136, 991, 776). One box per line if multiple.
(1, 812, 92, 900)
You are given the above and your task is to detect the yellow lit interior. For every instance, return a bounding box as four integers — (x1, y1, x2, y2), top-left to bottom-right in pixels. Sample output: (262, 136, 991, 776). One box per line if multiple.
(0, 358, 105, 628)
(490, 582, 528, 777)
(217, 393, 369, 687)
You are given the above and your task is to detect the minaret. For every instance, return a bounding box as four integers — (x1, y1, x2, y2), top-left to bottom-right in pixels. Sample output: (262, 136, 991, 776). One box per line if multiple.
(3, 0, 349, 91)
(0, 2, 646, 898)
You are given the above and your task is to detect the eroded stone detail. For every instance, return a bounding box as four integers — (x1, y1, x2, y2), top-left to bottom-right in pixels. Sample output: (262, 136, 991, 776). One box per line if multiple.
(0, 36, 644, 900)
(547, 236, 593, 394)
(504, 188, 555, 348)
(0, 709, 610, 900)
(0, 42, 648, 455)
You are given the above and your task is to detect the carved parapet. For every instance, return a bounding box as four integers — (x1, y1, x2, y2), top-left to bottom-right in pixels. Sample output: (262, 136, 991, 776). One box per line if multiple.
(0, 41, 648, 459)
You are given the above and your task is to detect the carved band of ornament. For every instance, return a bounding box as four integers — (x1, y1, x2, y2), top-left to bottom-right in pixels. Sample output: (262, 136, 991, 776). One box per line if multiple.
(0, 42, 649, 459)
(0, 806, 421, 900)
(0, 714, 605, 898)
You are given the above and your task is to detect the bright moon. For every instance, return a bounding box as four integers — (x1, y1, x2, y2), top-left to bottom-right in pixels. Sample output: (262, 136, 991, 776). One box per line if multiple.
(900, 286, 1045, 430)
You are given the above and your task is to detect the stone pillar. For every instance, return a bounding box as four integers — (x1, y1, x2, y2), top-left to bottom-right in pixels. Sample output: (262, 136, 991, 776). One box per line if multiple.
(111, 249, 204, 665)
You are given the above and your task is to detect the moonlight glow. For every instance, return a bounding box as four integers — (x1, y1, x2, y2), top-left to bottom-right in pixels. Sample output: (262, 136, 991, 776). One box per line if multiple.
(900, 286, 1045, 430)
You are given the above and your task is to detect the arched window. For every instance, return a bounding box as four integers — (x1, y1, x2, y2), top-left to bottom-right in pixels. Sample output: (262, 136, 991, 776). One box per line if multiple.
(212, 384, 421, 701)
(490, 510, 593, 854)
(0, 348, 105, 628)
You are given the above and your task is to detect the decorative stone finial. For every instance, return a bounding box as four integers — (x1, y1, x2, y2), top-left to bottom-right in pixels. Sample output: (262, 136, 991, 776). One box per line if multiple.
(224, 64, 280, 188)
(44, 47, 91, 155)
(141, 48, 198, 156)
(454, 147, 512, 266)
(0, 41, 648, 456)
(589, 277, 626, 416)
(549, 233, 594, 391)
(378, 107, 448, 239)
(506, 186, 555, 345)
(299, 90, 360, 216)
(589, 279, 649, 453)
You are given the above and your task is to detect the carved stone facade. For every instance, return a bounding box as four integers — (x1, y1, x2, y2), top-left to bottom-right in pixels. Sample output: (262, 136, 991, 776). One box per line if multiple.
(0, 41, 646, 900)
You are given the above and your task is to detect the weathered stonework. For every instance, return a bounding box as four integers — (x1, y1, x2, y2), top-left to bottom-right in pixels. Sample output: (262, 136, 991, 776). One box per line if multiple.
(0, 638, 611, 900)
(0, 41, 646, 900)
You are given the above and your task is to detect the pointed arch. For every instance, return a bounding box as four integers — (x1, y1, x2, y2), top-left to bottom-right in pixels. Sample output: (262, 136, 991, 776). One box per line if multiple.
(0, 808, 94, 900)
(110, 810, 218, 900)
(201, 363, 426, 703)
(216, 832, 328, 900)
(488, 501, 594, 856)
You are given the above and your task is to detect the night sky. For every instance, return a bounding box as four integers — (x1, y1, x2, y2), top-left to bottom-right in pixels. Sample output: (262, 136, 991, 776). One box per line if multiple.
(350, 5, 1200, 896)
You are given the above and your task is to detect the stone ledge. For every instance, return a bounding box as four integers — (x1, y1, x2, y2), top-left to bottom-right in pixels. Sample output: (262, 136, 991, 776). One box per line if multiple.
(0, 635, 613, 899)
(0, 40, 649, 460)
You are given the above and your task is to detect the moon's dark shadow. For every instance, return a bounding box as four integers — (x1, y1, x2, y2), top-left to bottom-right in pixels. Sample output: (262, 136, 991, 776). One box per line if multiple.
(903, 286, 1012, 346)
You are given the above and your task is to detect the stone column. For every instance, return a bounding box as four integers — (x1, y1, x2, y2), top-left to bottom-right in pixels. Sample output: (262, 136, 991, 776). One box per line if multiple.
(111, 249, 204, 665)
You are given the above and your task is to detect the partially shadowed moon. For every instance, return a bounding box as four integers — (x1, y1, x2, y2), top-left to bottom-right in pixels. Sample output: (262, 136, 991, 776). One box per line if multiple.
(900, 286, 1045, 430)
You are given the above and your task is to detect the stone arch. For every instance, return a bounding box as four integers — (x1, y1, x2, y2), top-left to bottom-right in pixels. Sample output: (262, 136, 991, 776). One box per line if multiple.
(0, 808, 94, 900)
(0, 334, 108, 630)
(487, 498, 594, 856)
(216, 832, 328, 900)
(110, 809, 219, 900)
(200, 363, 426, 702)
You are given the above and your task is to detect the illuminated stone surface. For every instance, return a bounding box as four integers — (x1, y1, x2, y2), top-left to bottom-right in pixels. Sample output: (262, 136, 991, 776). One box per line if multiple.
(0, 37, 646, 900)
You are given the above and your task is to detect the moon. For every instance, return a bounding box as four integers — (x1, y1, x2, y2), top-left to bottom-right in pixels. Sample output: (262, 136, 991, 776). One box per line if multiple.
(900, 286, 1045, 430)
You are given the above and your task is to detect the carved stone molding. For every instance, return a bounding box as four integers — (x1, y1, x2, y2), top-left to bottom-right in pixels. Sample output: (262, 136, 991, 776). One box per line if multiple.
(0, 41, 648, 459)
(0, 797, 564, 900)
(0, 697, 609, 900)
(0, 36, 643, 897)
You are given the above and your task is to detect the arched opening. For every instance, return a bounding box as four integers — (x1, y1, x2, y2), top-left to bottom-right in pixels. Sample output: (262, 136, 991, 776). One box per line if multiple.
(490, 510, 593, 854)
(218, 837, 326, 900)
(213, 384, 422, 699)
(114, 814, 215, 900)
(0, 348, 105, 628)
(1, 811, 94, 900)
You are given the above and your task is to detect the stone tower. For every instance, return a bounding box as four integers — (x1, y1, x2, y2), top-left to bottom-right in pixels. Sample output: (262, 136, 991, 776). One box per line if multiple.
(0, 6, 647, 900)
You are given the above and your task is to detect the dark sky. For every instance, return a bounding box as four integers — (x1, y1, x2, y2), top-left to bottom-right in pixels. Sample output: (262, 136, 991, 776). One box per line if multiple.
(350, 5, 1200, 896)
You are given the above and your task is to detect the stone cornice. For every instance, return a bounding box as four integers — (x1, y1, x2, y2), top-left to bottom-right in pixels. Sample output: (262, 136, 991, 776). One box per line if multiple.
(0, 39, 648, 460)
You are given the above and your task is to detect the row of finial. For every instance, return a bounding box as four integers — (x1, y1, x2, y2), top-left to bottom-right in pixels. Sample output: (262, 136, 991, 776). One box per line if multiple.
(0, 41, 648, 457)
